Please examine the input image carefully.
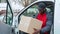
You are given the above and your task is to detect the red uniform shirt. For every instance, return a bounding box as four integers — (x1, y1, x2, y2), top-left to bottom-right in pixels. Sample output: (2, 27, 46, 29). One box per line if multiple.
(36, 13, 47, 28)
(36, 13, 48, 34)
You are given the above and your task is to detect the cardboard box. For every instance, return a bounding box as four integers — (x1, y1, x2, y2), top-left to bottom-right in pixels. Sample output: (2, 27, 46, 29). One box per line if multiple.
(18, 15, 42, 34)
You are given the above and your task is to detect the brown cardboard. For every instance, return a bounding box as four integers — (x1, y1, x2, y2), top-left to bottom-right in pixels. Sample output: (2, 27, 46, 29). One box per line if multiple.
(18, 15, 42, 34)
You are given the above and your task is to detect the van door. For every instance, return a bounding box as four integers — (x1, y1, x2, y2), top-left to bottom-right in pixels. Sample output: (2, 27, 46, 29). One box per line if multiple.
(54, 0, 60, 34)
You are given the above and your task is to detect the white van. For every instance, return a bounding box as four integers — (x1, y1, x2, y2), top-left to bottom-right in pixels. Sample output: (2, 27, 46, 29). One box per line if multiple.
(5, 0, 60, 34)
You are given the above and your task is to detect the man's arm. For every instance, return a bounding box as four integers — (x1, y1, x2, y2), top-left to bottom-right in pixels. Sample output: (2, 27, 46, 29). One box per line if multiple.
(40, 13, 53, 33)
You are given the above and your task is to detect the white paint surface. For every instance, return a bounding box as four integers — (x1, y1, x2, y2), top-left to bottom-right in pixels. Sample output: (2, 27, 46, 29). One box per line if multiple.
(54, 0, 60, 34)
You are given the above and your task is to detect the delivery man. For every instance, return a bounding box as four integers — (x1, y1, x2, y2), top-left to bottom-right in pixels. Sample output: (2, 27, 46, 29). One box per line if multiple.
(33, 3, 53, 34)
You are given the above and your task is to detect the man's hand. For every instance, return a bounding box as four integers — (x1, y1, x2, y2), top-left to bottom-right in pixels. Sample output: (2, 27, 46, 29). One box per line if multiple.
(33, 28, 40, 34)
